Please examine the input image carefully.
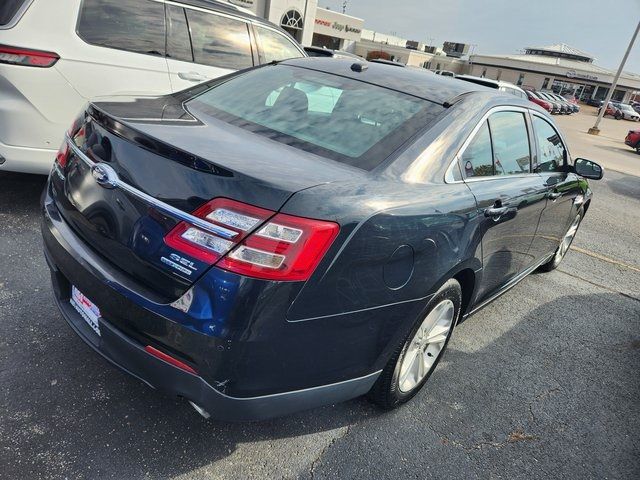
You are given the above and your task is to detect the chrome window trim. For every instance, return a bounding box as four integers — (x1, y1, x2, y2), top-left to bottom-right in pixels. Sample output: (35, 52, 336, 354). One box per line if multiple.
(0, 0, 35, 30)
(65, 134, 239, 240)
(444, 105, 539, 184)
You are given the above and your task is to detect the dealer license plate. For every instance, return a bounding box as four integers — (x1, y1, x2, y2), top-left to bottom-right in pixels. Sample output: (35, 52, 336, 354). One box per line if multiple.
(70, 286, 101, 336)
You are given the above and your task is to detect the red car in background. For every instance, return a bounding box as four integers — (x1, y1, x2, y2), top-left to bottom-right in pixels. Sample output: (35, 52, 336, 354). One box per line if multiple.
(599, 102, 623, 120)
(524, 90, 553, 113)
(624, 129, 640, 153)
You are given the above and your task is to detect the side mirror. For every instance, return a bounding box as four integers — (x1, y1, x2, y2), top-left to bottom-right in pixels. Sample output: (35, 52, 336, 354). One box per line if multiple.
(574, 158, 604, 180)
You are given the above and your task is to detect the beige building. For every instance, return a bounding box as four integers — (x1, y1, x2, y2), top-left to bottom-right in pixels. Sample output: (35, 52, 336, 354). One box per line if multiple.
(468, 44, 640, 103)
(353, 39, 467, 73)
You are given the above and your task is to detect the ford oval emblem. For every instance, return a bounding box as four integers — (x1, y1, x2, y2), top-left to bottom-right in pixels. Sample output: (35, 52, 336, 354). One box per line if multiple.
(91, 163, 118, 189)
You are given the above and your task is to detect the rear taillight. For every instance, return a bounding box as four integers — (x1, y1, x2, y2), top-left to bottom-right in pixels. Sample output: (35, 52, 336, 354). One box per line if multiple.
(0, 44, 59, 68)
(54, 116, 85, 170)
(164, 198, 339, 281)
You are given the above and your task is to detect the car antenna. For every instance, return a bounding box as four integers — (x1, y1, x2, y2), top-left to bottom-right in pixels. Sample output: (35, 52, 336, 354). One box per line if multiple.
(442, 91, 475, 108)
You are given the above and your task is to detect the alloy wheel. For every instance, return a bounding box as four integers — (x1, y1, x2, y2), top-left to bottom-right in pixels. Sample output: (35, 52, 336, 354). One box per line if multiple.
(555, 213, 581, 263)
(398, 299, 455, 393)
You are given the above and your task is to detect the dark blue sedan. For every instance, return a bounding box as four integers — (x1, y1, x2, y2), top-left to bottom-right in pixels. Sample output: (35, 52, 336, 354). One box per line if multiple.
(42, 58, 603, 420)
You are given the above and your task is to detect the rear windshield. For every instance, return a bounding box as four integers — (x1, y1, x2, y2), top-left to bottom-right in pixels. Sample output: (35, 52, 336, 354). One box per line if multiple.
(0, 0, 28, 26)
(186, 65, 443, 170)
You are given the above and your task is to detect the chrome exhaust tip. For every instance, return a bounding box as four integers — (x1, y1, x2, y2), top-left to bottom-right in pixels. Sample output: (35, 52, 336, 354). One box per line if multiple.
(189, 401, 211, 419)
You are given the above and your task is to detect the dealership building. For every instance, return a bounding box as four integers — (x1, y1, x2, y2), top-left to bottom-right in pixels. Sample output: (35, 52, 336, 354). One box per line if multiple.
(230, 0, 363, 51)
(468, 44, 640, 103)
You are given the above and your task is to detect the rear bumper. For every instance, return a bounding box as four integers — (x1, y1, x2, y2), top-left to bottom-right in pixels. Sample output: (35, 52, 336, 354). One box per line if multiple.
(0, 139, 55, 174)
(41, 183, 381, 421)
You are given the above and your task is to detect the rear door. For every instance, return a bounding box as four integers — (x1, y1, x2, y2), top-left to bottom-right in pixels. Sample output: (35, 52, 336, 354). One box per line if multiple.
(57, 0, 171, 98)
(165, 4, 255, 91)
(529, 112, 582, 257)
(460, 108, 548, 301)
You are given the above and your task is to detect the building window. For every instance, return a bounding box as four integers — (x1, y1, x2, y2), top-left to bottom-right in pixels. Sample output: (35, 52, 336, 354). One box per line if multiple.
(481, 68, 487, 77)
(496, 69, 502, 81)
(517, 73, 525, 86)
(424, 61, 432, 69)
(280, 10, 303, 42)
(542, 77, 550, 89)
(436, 63, 441, 70)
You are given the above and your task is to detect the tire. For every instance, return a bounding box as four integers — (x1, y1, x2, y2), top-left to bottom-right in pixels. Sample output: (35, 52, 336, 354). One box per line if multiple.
(538, 209, 583, 272)
(368, 279, 462, 410)
(615, 113, 622, 120)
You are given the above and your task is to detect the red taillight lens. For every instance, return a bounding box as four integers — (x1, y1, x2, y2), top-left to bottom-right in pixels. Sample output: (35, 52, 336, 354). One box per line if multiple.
(0, 44, 59, 68)
(55, 142, 70, 168)
(219, 212, 339, 281)
(164, 198, 339, 281)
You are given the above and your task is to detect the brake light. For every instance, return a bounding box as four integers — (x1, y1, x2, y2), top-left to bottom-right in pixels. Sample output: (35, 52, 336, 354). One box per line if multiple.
(54, 117, 85, 170)
(0, 44, 59, 67)
(164, 198, 339, 281)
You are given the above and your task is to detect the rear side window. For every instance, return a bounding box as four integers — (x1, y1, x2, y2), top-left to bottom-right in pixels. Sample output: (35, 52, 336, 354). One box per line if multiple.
(185, 10, 253, 70)
(460, 121, 494, 177)
(0, 0, 28, 26)
(77, 0, 165, 56)
(532, 116, 566, 172)
(488, 112, 531, 175)
(255, 26, 303, 63)
(187, 65, 443, 170)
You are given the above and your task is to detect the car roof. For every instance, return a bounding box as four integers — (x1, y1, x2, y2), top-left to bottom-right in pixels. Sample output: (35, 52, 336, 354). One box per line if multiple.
(281, 57, 495, 105)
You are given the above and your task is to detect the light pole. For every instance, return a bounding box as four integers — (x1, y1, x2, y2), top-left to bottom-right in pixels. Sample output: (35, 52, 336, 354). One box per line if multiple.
(588, 19, 640, 135)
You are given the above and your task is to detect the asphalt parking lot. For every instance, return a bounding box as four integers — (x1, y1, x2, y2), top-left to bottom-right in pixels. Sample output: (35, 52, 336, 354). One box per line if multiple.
(1, 114, 639, 479)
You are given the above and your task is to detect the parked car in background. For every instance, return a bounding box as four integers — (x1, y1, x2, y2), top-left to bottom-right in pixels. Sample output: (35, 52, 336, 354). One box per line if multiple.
(545, 92, 579, 113)
(586, 98, 604, 107)
(434, 70, 456, 77)
(562, 94, 579, 104)
(538, 92, 567, 114)
(0, 0, 305, 175)
(624, 129, 640, 153)
(304, 46, 361, 60)
(42, 58, 603, 421)
(525, 90, 554, 114)
(455, 75, 527, 99)
(598, 102, 623, 119)
(616, 103, 640, 121)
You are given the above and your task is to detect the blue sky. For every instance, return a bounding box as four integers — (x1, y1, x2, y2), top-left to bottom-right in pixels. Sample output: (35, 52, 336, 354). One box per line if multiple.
(321, 0, 640, 73)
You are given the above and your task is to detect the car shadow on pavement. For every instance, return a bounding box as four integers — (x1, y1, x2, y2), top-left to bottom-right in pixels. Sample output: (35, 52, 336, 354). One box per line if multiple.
(2, 172, 639, 479)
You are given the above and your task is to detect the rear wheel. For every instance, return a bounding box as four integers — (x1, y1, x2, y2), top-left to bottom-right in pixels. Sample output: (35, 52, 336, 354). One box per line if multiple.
(538, 210, 582, 272)
(368, 279, 461, 409)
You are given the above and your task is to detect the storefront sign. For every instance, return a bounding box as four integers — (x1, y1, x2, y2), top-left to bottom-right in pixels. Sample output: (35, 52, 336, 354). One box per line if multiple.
(314, 19, 361, 35)
(313, 8, 363, 41)
(566, 70, 598, 81)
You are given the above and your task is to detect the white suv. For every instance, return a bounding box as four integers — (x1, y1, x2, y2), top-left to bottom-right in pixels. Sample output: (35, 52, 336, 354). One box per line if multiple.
(0, 0, 305, 174)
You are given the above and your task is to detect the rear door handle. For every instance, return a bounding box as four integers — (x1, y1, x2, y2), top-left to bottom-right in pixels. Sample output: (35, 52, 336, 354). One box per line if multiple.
(484, 205, 509, 218)
(178, 71, 207, 82)
(548, 190, 563, 201)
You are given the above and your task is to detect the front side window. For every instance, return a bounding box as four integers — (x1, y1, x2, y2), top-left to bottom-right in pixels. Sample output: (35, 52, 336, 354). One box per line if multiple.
(77, 0, 165, 56)
(532, 116, 566, 172)
(460, 121, 494, 177)
(185, 10, 253, 70)
(488, 112, 531, 175)
(255, 26, 303, 63)
(187, 65, 443, 170)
